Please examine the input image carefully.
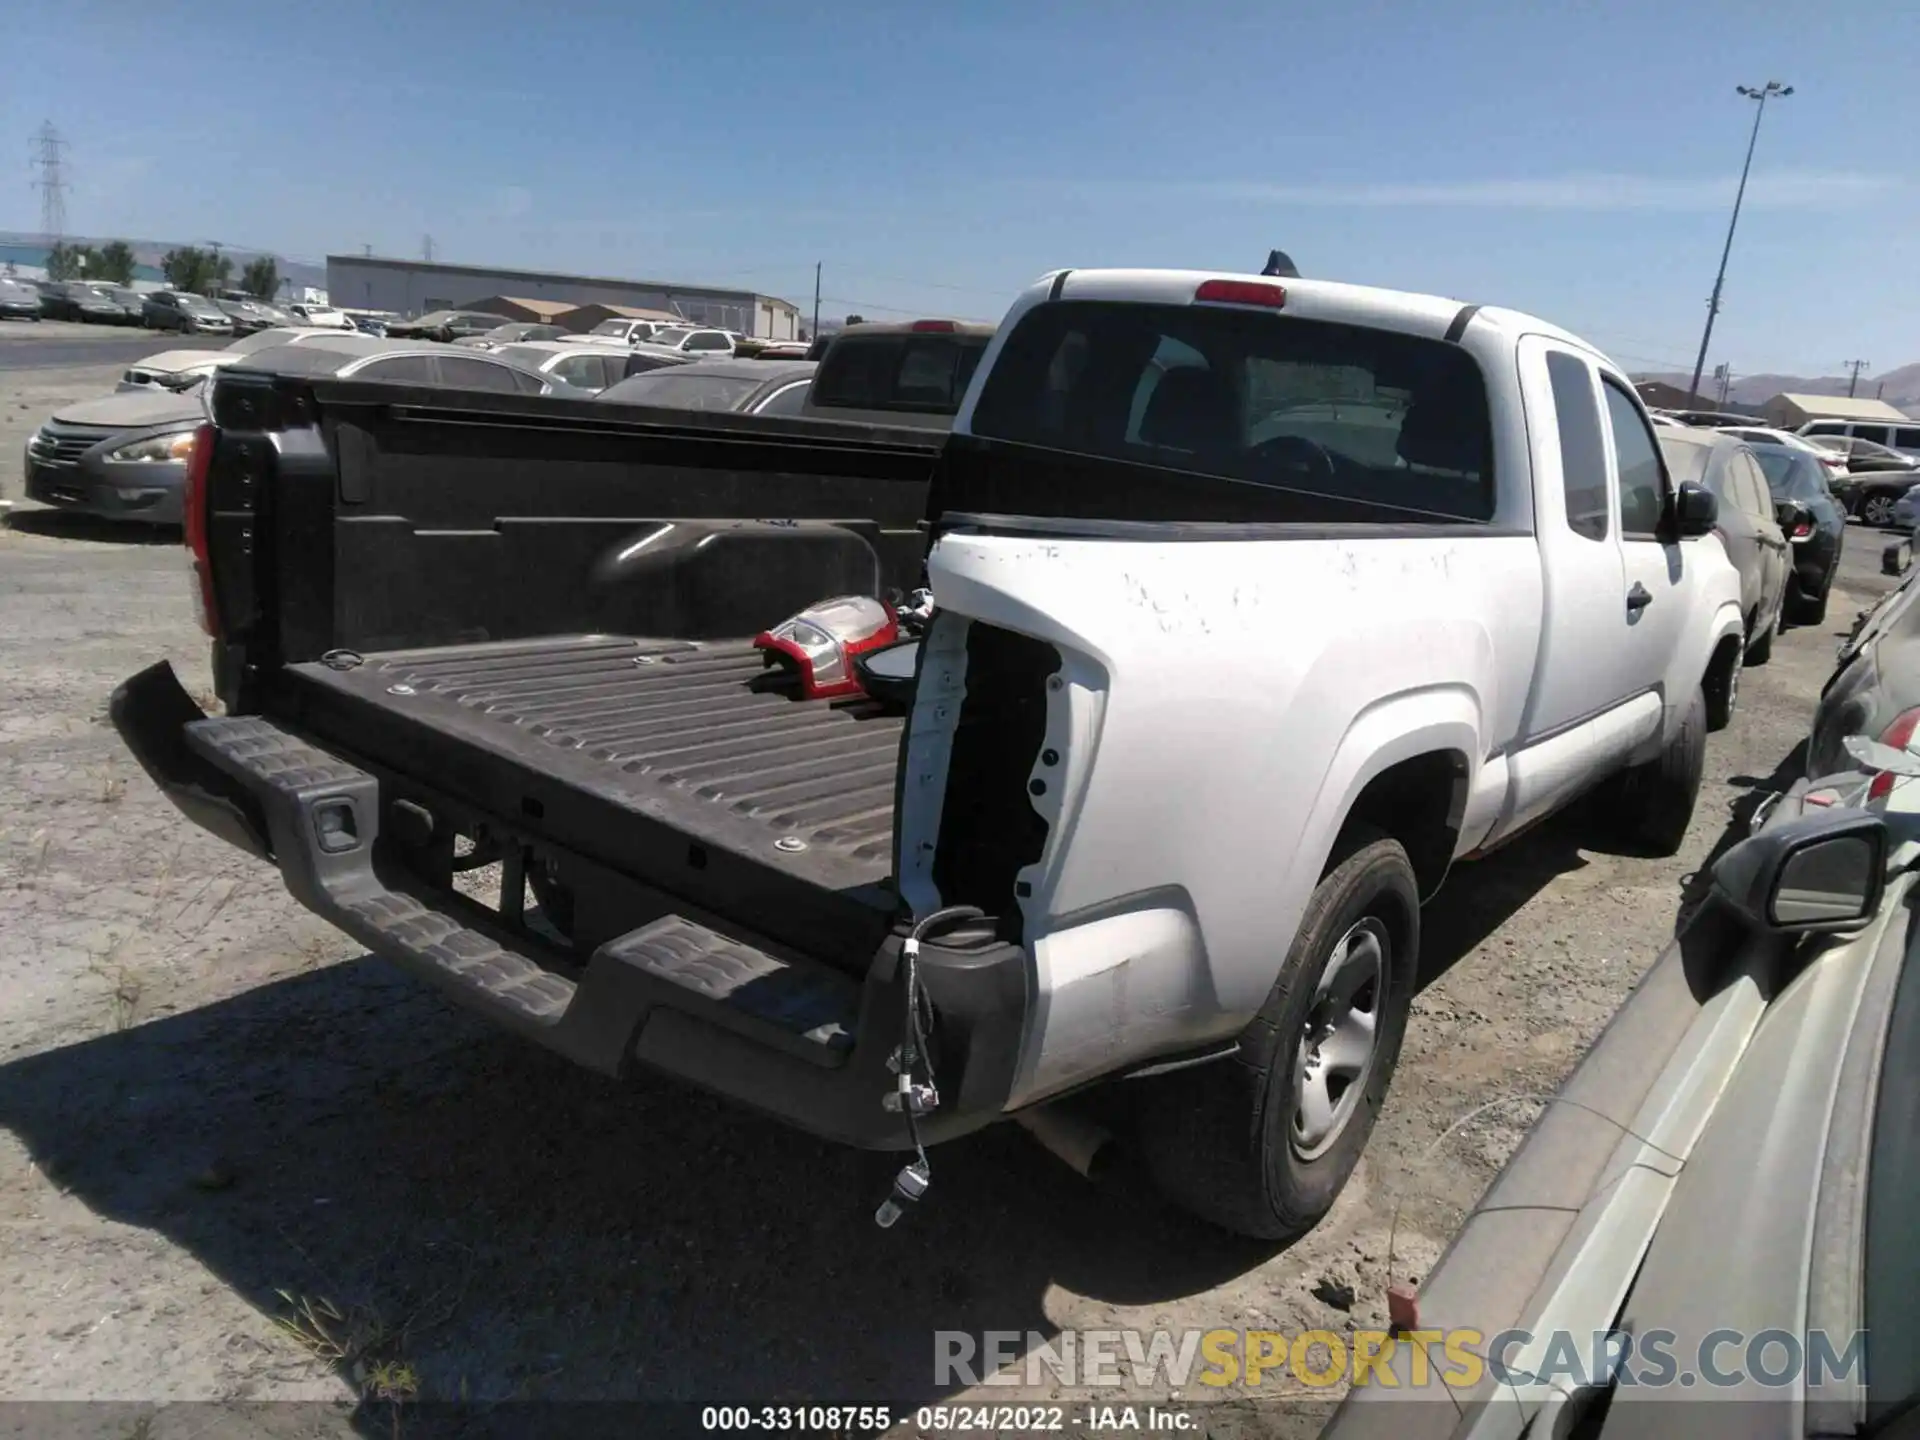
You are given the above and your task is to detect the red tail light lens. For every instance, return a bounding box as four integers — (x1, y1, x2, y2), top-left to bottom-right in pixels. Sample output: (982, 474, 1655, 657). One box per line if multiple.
(1194, 279, 1287, 308)
(182, 423, 219, 637)
(1792, 517, 1814, 539)
(1868, 706, 1920, 801)
(910, 319, 958, 333)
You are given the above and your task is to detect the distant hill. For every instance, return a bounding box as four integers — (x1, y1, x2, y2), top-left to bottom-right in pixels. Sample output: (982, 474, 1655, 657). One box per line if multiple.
(0, 232, 326, 294)
(1634, 363, 1920, 413)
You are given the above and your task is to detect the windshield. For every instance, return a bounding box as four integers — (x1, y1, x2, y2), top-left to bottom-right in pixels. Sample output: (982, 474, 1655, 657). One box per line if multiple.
(0, 279, 35, 297)
(968, 300, 1495, 520)
(177, 294, 222, 314)
(1753, 446, 1827, 501)
(590, 320, 628, 336)
(599, 372, 762, 411)
(650, 328, 692, 347)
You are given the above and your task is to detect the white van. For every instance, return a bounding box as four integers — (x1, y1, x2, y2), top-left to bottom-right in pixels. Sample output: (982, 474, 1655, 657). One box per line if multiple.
(1798, 416, 1920, 458)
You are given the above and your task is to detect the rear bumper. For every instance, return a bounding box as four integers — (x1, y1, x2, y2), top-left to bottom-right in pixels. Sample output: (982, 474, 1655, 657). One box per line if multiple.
(110, 660, 1030, 1149)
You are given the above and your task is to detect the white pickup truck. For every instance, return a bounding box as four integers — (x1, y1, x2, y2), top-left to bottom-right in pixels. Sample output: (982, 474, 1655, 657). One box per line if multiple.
(115, 266, 1744, 1241)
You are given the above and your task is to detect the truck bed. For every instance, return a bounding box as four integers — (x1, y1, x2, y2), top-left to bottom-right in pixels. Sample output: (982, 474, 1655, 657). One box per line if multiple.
(283, 635, 905, 898)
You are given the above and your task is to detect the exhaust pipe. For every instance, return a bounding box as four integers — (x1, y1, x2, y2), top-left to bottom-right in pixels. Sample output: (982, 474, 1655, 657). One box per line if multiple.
(1014, 1105, 1111, 1179)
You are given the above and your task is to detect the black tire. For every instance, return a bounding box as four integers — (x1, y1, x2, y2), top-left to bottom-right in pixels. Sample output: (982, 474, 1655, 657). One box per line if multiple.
(1704, 640, 1741, 732)
(1790, 579, 1830, 626)
(1602, 685, 1707, 856)
(1863, 491, 1899, 528)
(1135, 830, 1418, 1241)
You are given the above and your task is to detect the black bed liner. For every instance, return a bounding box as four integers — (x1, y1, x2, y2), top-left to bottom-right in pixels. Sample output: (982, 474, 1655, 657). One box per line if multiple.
(283, 635, 905, 898)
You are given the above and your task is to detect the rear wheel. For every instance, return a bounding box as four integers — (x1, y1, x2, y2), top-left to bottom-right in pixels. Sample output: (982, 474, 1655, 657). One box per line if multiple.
(1864, 491, 1899, 528)
(1601, 685, 1706, 856)
(1135, 830, 1418, 1240)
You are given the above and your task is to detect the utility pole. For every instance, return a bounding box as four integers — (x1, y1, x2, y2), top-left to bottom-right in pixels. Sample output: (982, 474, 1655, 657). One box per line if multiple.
(1687, 81, 1793, 404)
(422, 234, 435, 263)
(811, 261, 821, 342)
(1843, 359, 1870, 398)
(363, 243, 373, 257)
(28, 120, 70, 243)
(1713, 363, 1733, 406)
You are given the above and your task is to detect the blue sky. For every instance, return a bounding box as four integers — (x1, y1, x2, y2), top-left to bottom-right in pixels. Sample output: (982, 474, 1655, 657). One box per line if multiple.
(6, 0, 1917, 376)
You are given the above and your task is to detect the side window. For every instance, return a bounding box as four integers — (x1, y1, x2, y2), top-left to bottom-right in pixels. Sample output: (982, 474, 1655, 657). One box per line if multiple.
(689, 332, 729, 352)
(434, 356, 522, 393)
(1897, 428, 1920, 451)
(1601, 380, 1666, 537)
(354, 355, 436, 384)
(755, 380, 812, 416)
(1854, 424, 1891, 446)
(1545, 351, 1610, 542)
(1804, 422, 1843, 438)
(550, 356, 596, 389)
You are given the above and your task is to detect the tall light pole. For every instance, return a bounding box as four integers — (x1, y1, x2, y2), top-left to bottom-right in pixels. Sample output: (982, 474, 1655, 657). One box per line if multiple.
(1687, 81, 1792, 404)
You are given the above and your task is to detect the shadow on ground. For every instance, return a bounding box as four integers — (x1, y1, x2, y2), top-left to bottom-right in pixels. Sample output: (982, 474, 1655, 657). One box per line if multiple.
(0, 956, 1283, 1427)
(4, 508, 180, 545)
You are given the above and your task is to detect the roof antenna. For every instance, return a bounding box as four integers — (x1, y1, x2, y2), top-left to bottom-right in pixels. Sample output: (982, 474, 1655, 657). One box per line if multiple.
(1261, 249, 1300, 279)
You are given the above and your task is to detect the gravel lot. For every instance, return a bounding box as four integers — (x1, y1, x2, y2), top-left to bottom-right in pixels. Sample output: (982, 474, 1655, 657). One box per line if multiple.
(0, 328, 1900, 1437)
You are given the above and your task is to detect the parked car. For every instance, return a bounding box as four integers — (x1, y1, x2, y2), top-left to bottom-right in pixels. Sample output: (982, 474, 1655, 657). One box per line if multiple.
(101, 286, 148, 324)
(285, 302, 354, 330)
(1657, 428, 1790, 669)
(1799, 416, 1920, 459)
(1824, 434, 1920, 476)
(575, 317, 672, 347)
(1717, 424, 1849, 486)
(459, 322, 568, 349)
(0, 276, 42, 320)
(1663, 407, 1758, 429)
(227, 337, 593, 398)
(797, 319, 995, 430)
(754, 341, 812, 360)
(1808, 562, 1920, 779)
(141, 291, 236, 335)
(21, 386, 206, 523)
(214, 297, 292, 334)
(117, 328, 375, 393)
(344, 313, 389, 336)
(488, 341, 661, 394)
(596, 358, 818, 415)
(1748, 441, 1847, 623)
(631, 325, 737, 359)
(40, 281, 129, 325)
(113, 266, 1745, 1243)
(386, 309, 501, 342)
(1320, 756, 1917, 1440)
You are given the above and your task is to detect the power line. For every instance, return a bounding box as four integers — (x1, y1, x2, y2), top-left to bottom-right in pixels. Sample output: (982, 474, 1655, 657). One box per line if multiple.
(28, 120, 69, 242)
(1843, 359, 1870, 398)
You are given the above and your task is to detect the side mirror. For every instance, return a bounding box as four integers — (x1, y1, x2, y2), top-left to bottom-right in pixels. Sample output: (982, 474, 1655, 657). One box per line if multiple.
(1775, 500, 1810, 533)
(852, 637, 921, 706)
(1673, 481, 1718, 538)
(1710, 807, 1887, 934)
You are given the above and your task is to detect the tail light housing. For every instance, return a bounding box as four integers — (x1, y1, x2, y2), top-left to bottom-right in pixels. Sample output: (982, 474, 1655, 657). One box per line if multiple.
(1194, 278, 1287, 308)
(182, 422, 218, 637)
(1792, 515, 1815, 540)
(753, 596, 899, 699)
(911, 319, 959, 333)
(1867, 706, 1920, 801)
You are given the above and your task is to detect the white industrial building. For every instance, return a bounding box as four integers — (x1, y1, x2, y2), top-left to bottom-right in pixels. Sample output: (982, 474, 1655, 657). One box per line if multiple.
(324, 256, 802, 338)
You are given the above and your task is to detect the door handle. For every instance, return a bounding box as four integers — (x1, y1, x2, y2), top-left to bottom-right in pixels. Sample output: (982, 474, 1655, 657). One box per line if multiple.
(1626, 582, 1654, 614)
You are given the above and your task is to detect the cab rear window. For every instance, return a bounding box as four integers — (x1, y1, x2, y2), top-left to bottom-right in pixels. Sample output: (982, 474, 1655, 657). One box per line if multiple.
(812, 335, 987, 415)
(967, 300, 1495, 521)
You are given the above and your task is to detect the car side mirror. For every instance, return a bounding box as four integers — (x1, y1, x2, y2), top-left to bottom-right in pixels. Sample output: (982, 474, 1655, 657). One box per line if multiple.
(1710, 807, 1887, 933)
(1775, 500, 1810, 533)
(1672, 481, 1718, 538)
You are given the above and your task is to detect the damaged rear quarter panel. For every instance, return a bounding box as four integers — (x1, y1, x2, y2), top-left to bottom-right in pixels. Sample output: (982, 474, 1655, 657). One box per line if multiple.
(925, 527, 1540, 1107)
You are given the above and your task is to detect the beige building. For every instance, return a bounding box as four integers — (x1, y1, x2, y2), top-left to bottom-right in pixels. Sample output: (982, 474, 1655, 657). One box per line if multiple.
(1762, 392, 1913, 429)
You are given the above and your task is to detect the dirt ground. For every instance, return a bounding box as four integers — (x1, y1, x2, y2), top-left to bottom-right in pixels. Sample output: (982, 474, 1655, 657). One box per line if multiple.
(0, 335, 1899, 1438)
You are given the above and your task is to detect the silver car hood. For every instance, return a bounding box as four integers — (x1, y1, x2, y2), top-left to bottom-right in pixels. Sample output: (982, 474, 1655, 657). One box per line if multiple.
(52, 390, 206, 429)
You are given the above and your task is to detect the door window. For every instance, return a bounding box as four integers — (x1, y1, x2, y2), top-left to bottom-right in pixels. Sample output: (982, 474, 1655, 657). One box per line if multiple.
(1546, 351, 1610, 541)
(434, 356, 523, 393)
(754, 380, 813, 416)
(1896, 427, 1920, 451)
(1601, 380, 1667, 536)
(688, 332, 731, 352)
(353, 355, 436, 383)
(1853, 424, 1891, 446)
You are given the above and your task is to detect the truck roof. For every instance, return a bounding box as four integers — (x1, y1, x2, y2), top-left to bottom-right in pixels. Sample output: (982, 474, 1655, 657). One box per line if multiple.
(1034, 268, 1606, 361)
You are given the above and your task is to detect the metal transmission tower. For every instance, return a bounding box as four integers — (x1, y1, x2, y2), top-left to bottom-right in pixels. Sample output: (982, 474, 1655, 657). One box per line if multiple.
(422, 234, 436, 263)
(28, 121, 70, 242)
(1843, 359, 1870, 398)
